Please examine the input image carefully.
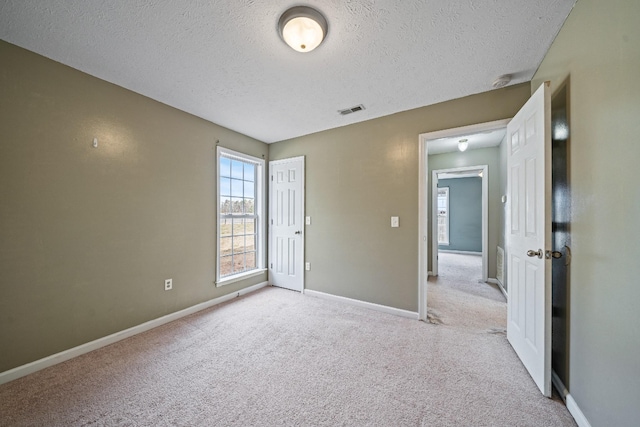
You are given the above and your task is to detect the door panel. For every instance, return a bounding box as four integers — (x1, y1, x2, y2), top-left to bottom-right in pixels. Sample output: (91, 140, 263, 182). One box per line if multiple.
(269, 157, 304, 292)
(506, 82, 552, 396)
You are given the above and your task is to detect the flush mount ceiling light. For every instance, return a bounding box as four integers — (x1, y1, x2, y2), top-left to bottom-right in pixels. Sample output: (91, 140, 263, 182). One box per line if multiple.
(458, 138, 469, 152)
(278, 6, 328, 53)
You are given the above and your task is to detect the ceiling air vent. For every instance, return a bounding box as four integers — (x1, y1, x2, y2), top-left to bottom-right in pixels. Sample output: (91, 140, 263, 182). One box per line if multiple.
(338, 104, 366, 116)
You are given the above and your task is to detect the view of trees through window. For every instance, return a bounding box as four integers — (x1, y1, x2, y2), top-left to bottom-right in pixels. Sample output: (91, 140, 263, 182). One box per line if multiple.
(219, 155, 257, 277)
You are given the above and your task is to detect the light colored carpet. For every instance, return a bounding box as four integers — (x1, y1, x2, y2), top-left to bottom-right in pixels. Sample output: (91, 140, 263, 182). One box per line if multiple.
(0, 269, 575, 426)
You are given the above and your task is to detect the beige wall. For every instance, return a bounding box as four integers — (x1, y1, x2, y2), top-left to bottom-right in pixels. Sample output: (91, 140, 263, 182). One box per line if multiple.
(427, 147, 501, 278)
(0, 41, 268, 373)
(532, 0, 640, 425)
(270, 85, 530, 311)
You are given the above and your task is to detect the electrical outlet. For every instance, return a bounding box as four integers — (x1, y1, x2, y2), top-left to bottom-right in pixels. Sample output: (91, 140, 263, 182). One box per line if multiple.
(164, 279, 173, 291)
(305, 262, 311, 271)
(391, 216, 399, 227)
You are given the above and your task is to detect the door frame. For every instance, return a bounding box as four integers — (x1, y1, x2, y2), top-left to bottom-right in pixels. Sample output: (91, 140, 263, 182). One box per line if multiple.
(418, 118, 510, 321)
(268, 156, 305, 292)
(432, 165, 489, 281)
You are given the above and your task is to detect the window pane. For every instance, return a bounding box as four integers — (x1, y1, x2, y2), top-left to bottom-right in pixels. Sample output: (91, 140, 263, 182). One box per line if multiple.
(220, 218, 232, 237)
(220, 197, 231, 214)
(231, 179, 244, 197)
(231, 197, 244, 213)
(220, 178, 231, 197)
(231, 160, 244, 179)
(245, 219, 255, 234)
(220, 237, 232, 256)
(233, 253, 245, 274)
(232, 217, 246, 235)
(246, 234, 255, 252)
(246, 252, 256, 270)
(220, 256, 233, 277)
(244, 163, 255, 182)
(244, 180, 255, 197)
(220, 157, 231, 178)
(244, 198, 254, 214)
(233, 235, 246, 254)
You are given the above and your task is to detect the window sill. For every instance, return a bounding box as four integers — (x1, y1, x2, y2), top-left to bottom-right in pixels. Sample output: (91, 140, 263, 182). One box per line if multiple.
(216, 268, 267, 287)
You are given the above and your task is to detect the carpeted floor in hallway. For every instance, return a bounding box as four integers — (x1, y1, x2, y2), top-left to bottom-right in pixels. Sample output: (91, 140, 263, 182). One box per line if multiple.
(0, 259, 575, 426)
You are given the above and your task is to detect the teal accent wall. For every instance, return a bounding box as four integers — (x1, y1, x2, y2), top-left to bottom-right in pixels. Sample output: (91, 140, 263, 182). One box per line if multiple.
(438, 177, 482, 252)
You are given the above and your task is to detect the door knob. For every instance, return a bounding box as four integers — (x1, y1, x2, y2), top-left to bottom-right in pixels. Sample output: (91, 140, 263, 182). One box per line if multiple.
(295, 230, 302, 235)
(527, 249, 543, 259)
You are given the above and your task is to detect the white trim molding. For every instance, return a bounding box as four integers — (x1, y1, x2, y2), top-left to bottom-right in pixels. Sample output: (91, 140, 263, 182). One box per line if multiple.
(304, 289, 419, 320)
(552, 371, 592, 427)
(487, 278, 508, 300)
(551, 370, 569, 401)
(566, 395, 592, 427)
(0, 282, 269, 385)
(216, 268, 267, 287)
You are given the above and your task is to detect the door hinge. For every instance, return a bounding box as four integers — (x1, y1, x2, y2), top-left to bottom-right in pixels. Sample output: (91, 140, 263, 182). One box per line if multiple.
(271, 175, 273, 181)
(270, 263, 273, 269)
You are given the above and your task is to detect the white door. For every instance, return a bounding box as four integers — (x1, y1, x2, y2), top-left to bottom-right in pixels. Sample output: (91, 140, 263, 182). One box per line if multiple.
(269, 157, 304, 292)
(506, 82, 552, 396)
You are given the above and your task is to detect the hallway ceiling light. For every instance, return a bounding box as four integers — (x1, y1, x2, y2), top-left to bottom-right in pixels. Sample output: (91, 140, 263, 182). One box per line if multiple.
(278, 6, 328, 53)
(458, 139, 469, 152)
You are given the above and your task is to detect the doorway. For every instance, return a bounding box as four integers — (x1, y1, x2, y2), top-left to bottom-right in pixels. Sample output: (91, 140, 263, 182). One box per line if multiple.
(418, 83, 570, 400)
(431, 165, 488, 283)
(418, 119, 510, 321)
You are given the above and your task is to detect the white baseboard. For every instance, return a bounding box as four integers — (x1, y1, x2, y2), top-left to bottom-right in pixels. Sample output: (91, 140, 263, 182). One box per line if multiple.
(551, 370, 569, 402)
(0, 281, 269, 385)
(439, 249, 482, 256)
(487, 278, 508, 300)
(566, 394, 592, 427)
(304, 289, 419, 320)
(552, 370, 592, 427)
(428, 271, 433, 276)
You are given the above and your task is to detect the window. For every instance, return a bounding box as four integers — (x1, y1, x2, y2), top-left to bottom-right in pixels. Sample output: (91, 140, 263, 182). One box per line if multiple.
(217, 147, 265, 286)
(437, 187, 449, 245)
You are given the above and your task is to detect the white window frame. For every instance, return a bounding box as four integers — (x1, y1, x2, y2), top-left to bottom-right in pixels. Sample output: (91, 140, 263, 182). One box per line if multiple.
(216, 146, 266, 287)
(437, 186, 450, 246)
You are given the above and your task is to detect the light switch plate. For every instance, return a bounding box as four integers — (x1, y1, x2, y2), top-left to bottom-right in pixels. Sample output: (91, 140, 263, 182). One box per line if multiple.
(305, 262, 311, 271)
(391, 216, 399, 227)
(305, 216, 311, 225)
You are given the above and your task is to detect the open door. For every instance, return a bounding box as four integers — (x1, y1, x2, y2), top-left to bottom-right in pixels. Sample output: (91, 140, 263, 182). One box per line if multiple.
(506, 82, 552, 396)
(269, 157, 305, 292)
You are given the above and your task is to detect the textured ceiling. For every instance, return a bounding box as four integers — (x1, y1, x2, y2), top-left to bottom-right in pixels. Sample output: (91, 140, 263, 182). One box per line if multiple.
(0, 0, 575, 143)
